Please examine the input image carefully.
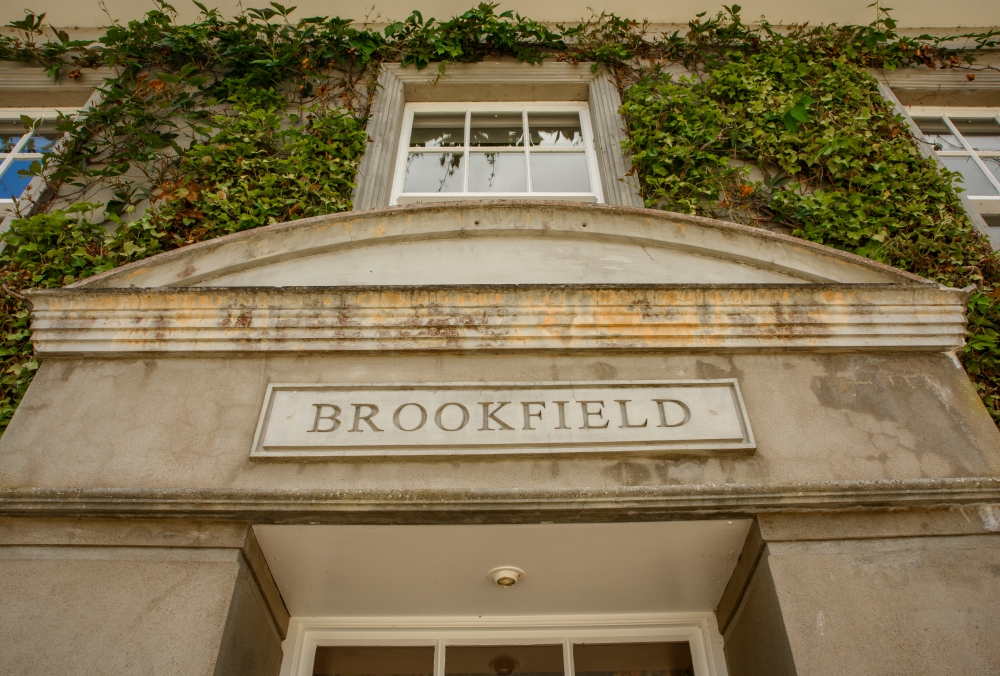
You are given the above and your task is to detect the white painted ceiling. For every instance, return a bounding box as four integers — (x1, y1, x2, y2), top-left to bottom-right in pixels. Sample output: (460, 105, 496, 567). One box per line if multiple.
(254, 520, 751, 617)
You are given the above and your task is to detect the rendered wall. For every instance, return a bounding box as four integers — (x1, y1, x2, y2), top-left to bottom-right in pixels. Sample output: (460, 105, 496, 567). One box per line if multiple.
(722, 551, 796, 676)
(720, 511, 1000, 676)
(766, 533, 1000, 675)
(0, 519, 286, 676)
(2, 352, 997, 500)
(214, 557, 285, 676)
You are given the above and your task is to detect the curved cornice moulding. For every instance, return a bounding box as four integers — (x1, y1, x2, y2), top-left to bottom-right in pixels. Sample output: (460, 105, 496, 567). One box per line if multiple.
(71, 201, 929, 288)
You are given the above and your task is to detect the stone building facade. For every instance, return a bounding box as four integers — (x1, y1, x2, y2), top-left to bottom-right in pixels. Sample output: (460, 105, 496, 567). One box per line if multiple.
(1, 2, 1000, 676)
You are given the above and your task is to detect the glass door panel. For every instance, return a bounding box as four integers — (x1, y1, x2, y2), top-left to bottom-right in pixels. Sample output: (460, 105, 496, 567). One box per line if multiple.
(313, 646, 436, 676)
(573, 642, 694, 676)
(445, 645, 564, 676)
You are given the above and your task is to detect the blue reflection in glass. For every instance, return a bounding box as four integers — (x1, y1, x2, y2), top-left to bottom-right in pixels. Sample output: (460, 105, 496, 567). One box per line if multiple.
(0, 160, 36, 199)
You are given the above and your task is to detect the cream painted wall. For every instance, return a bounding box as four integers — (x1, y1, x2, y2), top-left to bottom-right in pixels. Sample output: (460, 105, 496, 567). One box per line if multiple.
(1, 0, 998, 29)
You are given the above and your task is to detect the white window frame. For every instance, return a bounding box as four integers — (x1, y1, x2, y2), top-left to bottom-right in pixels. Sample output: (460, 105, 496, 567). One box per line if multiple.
(907, 106, 1000, 215)
(0, 108, 76, 214)
(279, 613, 728, 676)
(390, 102, 604, 206)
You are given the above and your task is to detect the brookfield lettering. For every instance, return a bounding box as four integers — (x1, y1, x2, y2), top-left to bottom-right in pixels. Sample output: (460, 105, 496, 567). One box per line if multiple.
(251, 381, 754, 458)
(307, 398, 691, 434)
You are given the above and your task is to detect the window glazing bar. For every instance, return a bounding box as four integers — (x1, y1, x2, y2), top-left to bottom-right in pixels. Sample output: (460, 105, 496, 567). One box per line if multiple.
(0, 131, 35, 178)
(942, 115, 1000, 194)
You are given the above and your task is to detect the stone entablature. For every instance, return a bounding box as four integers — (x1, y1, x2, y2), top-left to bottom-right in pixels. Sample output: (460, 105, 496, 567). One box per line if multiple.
(27, 284, 968, 354)
(22, 202, 967, 354)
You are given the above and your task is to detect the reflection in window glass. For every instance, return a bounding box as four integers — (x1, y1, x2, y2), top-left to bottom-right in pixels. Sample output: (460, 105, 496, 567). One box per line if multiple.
(313, 646, 435, 676)
(530, 153, 590, 192)
(397, 105, 600, 200)
(20, 122, 61, 153)
(573, 642, 694, 676)
(914, 117, 962, 151)
(470, 113, 524, 147)
(445, 645, 563, 676)
(0, 120, 61, 200)
(529, 113, 583, 147)
(0, 134, 24, 154)
(468, 152, 526, 192)
(911, 110, 1000, 227)
(403, 153, 464, 193)
(983, 155, 1000, 183)
(410, 113, 466, 148)
(984, 213, 1000, 241)
(0, 159, 35, 199)
(939, 156, 1000, 196)
(950, 118, 1000, 151)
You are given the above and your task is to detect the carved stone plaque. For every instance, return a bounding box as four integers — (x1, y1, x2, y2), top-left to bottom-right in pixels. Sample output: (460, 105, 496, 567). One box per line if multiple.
(251, 380, 754, 458)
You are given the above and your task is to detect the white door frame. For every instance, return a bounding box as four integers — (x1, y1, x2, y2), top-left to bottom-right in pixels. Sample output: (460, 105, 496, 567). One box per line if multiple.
(280, 613, 729, 676)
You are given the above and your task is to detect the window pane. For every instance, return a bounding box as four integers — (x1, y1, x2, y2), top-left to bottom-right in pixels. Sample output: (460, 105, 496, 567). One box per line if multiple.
(940, 156, 999, 196)
(313, 646, 435, 676)
(530, 153, 591, 192)
(950, 117, 1000, 151)
(20, 122, 61, 153)
(0, 118, 25, 153)
(0, 159, 36, 199)
(468, 152, 526, 192)
(914, 117, 963, 151)
(983, 213, 1000, 241)
(0, 136, 23, 153)
(0, 120, 60, 154)
(402, 152, 464, 193)
(410, 113, 466, 148)
(573, 642, 694, 676)
(470, 113, 524, 147)
(529, 112, 584, 147)
(445, 645, 563, 676)
(983, 155, 1000, 183)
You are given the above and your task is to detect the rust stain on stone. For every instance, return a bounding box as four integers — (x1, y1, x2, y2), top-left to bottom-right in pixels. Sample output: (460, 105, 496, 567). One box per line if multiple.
(23, 283, 969, 354)
(235, 310, 253, 328)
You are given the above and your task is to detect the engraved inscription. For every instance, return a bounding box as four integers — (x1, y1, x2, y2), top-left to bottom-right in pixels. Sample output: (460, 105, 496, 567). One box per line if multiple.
(252, 380, 754, 458)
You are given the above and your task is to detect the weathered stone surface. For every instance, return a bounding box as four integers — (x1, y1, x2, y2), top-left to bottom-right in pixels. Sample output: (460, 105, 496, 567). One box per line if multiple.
(26, 284, 969, 354)
(2, 352, 997, 521)
(0, 545, 241, 675)
(723, 550, 797, 676)
(767, 534, 1000, 675)
(0, 517, 288, 673)
(69, 203, 922, 289)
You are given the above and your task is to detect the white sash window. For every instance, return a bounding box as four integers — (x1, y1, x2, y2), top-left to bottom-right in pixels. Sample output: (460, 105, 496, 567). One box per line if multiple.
(391, 102, 603, 205)
(908, 106, 1000, 233)
(0, 112, 70, 214)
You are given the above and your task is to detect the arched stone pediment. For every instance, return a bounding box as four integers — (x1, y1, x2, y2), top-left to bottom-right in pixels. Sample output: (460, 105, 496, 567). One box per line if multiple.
(27, 202, 965, 355)
(72, 202, 923, 288)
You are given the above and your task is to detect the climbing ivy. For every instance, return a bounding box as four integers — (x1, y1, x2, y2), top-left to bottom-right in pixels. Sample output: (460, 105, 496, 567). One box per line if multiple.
(616, 11, 1000, 420)
(1, 1, 1000, 433)
(109, 93, 367, 260)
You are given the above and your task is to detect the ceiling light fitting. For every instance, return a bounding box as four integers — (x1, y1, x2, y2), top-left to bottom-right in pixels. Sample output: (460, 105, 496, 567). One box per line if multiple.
(487, 566, 525, 588)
